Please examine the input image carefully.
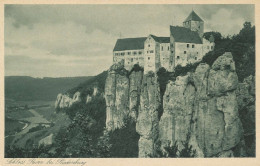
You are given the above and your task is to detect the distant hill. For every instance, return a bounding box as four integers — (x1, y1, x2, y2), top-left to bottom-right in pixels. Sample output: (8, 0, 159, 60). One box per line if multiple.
(67, 71, 108, 97)
(5, 76, 93, 101)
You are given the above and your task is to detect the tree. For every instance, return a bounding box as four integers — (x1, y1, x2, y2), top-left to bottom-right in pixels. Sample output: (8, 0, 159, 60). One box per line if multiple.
(203, 31, 222, 43)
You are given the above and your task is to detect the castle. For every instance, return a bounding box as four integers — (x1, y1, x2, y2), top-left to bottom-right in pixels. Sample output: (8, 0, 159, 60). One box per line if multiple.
(113, 10, 215, 73)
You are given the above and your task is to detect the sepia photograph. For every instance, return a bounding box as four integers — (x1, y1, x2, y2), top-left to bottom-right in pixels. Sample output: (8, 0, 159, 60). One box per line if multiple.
(2, 2, 256, 161)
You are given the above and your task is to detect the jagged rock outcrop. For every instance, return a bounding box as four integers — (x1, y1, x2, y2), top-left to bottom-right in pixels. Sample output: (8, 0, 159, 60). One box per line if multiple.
(55, 85, 100, 110)
(159, 74, 195, 152)
(55, 91, 81, 109)
(86, 86, 99, 104)
(105, 64, 129, 130)
(105, 62, 144, 131)
(104, 52, 252, 157)
(159, 52, 244, 157)
(129, 70, 143, 120)
(136, 74, 161, 157)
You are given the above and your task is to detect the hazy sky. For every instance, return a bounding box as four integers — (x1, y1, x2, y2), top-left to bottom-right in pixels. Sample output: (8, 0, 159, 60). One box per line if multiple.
(5, 4, 254, 77)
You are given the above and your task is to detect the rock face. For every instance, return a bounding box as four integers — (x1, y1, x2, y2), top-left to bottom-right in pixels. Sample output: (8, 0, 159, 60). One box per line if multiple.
(105, 65, 129, 131)
(104, 62, 143, 131)
(104, 52, 252, 157)
(86, 86, 99, 104)
(159, 52, 244, 157)
(136, 74, 160, 157)
(236, 75, 255, 156)
(159, 74, 195, 153)
(55, 91, 81, 109)
(55, 85, 100, 110)
(129, 70, 143, 120)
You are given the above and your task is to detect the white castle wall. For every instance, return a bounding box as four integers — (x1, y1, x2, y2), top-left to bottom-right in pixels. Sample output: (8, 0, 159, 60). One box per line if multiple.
(159, 43, 171, 71)
(202, 38, 215, 55)
(174, 42, 203, 66)
(144, 36, 160, 74)
(113, 49, 145, 71)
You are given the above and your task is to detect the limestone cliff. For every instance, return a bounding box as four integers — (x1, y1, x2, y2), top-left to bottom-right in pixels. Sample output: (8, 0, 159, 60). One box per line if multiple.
(55, 91, 81, 109)
(55, 86, 100, 110)
(105, 62, 143, 131)
(104, 52, 254, 157)
(136, 73, 160, 157)
(159, 53, 244, 157)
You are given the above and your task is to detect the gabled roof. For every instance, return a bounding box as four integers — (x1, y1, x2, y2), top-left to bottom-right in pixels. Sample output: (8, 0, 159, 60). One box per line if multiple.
(184, 10, 204, 22)
(170, 26, 202, 44)
(113, 37, 146, 51)
(150, 35, 170, 43)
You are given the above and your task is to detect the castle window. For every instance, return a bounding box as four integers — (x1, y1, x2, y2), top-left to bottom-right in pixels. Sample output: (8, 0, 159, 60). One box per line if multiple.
(150, 50, 154, 53)
(147, 51, 149, 53)
(171, 51, 174, 53)
(131, 58, 133, 62)
(195, 57, 197, 60)
(128, 52, 131, 55)
(148, 44, 150, 47)
(139, 51, 142, 55)
(121, 52, 125, 55)
(177, 56, 180, 59)
(198, 26, 200, 29)
(187, 44, 189, 48)
(197, 52, 199, 54)
(211, 46, 213, 50)
(168, 46, 169, 50)
(184, 51, 186, 54)
(192, 45, 195, 48)
(161, 46, 163, 51)
(148, 57, 150, 60)
(133, 51, 137, 55)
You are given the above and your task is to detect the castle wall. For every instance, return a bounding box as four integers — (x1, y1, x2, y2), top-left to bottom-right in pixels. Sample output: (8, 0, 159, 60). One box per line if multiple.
(174, 42, 203, 67)
(170, 34, 176, 70)
(159, 43, 171, 71)
(113, 51, 125, 63)
(113, 49, 144, 71)
(202, 38, 215, 55)
(144, 36, 160, 74)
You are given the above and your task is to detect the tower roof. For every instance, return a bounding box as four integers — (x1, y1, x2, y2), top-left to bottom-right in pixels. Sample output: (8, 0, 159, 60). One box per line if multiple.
(184, 10, 204, 22)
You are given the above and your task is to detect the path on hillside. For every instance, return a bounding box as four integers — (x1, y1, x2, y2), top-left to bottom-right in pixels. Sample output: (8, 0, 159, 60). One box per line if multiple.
(11, 109, 51, 146)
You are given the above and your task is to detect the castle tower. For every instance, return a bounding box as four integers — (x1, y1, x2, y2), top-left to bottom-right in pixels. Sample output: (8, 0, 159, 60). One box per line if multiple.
(183, 10, 204, 39)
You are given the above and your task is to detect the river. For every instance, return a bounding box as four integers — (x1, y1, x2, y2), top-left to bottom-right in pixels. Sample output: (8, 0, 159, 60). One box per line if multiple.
(11, 109, 51, 145)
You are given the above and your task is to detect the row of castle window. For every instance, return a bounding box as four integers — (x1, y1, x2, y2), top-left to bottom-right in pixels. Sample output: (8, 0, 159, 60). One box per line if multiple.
(176, 56, 198, 60)
(183, 51, 199, 54)
(147, 50, 154, 54)
(114, 51, 143, 56)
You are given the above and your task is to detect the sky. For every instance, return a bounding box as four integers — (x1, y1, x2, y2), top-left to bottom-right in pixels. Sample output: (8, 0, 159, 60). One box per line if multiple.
(4, 4, 255, 78)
